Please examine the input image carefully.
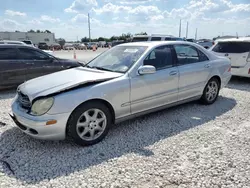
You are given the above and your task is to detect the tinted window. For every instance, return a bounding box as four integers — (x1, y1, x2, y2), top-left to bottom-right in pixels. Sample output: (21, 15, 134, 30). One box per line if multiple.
(212, 42, 250, 53)
(165, 37, 172, 41)
(151, 37, 161, 41)
(198, 50, 209, 62)
(132, 37, 149, 42)
(0, 48, 17, 60)
(18, 48, 49, 60)
(144, 45, 173, 70)
(174, 45, 199, 65)
(23, 41, 32, 44)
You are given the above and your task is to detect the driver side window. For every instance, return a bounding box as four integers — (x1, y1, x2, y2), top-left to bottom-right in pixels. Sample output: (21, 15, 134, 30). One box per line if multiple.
(144, 45, 173, 70)
(18, 48, 49, 60)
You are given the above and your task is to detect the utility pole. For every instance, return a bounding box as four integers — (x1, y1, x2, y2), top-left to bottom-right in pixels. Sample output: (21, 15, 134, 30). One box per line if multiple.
(179, 19, 182, 37)
(195, 28, 197, 40)
(186, 21, 189, 39)
(88, 13, 91, 42)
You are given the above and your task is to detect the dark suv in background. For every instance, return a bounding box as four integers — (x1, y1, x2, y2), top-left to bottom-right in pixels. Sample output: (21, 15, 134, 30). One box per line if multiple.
(38, 42, 49, 50)
(0, 44, 80, 90)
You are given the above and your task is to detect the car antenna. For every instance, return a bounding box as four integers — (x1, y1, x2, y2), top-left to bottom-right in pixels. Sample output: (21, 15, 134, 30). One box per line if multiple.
(236, 32, 239, 39)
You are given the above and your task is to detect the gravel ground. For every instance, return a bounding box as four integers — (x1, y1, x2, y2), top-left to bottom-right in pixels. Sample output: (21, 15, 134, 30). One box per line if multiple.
(0, 77, 250, 188)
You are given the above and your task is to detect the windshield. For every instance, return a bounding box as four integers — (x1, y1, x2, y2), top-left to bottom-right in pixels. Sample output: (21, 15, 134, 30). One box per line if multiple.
(23, 41, 32, 44)
(87, 46, 147, 73)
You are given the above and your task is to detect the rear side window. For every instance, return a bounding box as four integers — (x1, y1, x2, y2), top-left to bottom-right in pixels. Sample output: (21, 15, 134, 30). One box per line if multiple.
(212, 42, 250, 53)
(174, 45, 199, 65)
(0, 48, 17, 60)
(198, 50, 209, 62)
(151, 37, 161, 41)
(18, 48, 49, 60)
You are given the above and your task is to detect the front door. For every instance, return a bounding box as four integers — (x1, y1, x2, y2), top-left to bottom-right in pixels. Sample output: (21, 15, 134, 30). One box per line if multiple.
(17, 47, 63, 81)
(173, 44, 211, 101)
(0, 47, 28, 88)
(130, 45, 179, 114)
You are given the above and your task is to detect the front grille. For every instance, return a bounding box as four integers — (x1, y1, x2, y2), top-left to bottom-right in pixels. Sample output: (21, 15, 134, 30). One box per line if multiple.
(17, 91, 31, 110)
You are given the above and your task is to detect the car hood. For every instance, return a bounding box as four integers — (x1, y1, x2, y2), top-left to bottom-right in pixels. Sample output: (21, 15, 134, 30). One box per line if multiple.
(18, 67, 123, 101)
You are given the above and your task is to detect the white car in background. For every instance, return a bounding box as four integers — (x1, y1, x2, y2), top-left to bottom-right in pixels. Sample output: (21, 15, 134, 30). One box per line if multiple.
(210, 37, 250, 77)
(22, 40, 35, 47)
(0, 40, 26, 45)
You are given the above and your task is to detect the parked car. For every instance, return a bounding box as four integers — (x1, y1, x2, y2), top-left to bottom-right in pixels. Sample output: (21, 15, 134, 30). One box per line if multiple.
(187, 39, 196, 42)
(0, 44, 81, 90)
(63, 44, 74, 50)
(38, 42, 49, 50)
(0, 40, 26, 45)
(75, 43, 87, 50)
(112, 40, 126, 47)
(87, 42, 98, 50)
(210, 37, 250, 78)
(10, 41, 231, 146)
(196, 39, 213, 49)
(132, 34, 184, 42)
(22, 40, 35, 47)
(50, 43, 61, 51)
(132, 35, 150, 42)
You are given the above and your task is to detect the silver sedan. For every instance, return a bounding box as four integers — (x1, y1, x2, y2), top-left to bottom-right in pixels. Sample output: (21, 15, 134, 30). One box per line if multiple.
(11, 41, 232, 146)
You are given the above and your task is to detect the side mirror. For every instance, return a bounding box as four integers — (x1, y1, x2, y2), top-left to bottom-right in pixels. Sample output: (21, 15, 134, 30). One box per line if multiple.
(138, 65, 156, 75)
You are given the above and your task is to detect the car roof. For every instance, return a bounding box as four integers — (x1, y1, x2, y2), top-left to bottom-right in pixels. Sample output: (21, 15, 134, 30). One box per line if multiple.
(0, 40, 26, 44)
(216, 37, 250, 42)
(118, 41, 191, 47)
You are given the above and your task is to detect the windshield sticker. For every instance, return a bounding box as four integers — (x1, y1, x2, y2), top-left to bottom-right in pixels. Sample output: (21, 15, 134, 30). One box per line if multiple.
(124, 49, 138, 53)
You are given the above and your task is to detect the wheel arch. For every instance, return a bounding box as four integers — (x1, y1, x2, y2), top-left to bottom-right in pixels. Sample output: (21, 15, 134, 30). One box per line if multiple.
(66, 98, 116, 128)
(209, 75, 221, 88)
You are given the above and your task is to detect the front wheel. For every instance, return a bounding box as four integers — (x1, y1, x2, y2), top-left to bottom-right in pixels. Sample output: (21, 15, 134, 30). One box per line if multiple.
(67, 102, 112, 146)
(200, 78, 220, 105)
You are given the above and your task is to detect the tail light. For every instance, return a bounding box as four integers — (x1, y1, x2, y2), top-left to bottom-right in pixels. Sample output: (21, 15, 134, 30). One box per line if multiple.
(248, 68, 250, 75)
(228, 66, 231, 72)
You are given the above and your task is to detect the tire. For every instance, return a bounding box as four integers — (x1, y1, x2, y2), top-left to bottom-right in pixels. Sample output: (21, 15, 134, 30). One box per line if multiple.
(66, 101, 112, 146)
(200, 77, 220, 105)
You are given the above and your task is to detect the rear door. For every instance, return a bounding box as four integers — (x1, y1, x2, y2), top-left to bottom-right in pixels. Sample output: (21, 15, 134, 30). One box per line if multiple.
(212, 42, 250, 67)
(0, 47, 28, 88)
(17, 47, 64, 80)
(173, 44, 211, 101)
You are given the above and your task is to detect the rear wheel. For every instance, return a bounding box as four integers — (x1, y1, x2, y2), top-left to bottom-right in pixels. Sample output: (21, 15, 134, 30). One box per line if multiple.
(200, 78, 220, 105)
(67, 102, 112, 146)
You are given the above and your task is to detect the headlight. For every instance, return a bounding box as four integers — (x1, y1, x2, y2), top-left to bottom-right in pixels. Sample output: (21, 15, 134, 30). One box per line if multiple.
(31, 97, 54, 116)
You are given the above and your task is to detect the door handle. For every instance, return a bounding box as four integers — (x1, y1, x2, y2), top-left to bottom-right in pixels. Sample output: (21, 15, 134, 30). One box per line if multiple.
(204, 64, 210, 68)
(225, 53, 229, 57)
(169, 71, 177, 76)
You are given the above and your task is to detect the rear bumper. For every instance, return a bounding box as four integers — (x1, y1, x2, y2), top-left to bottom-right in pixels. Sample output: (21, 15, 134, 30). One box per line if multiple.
(221, 73, 232, 88)
(11, 100, 70, 140)
(231, 65, 250, 78)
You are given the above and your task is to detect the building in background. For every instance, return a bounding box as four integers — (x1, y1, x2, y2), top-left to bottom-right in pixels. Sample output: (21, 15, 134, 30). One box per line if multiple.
(0, 32, 55, 45)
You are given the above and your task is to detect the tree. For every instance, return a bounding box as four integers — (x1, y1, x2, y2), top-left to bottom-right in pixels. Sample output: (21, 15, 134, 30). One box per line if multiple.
(15, 30, 20, 32)
(28, 29, 35, 33)
(36, 30, 41, 33)
(135, 32, 147, 36)
(98, 37, 105, 41)
(110, 36, 118, 41)
(81, 37, 89, 43)
(44, 30, 51, 33)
